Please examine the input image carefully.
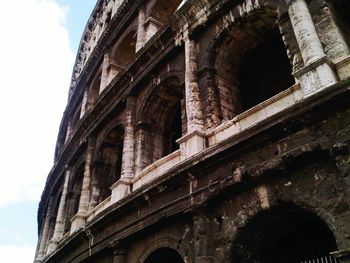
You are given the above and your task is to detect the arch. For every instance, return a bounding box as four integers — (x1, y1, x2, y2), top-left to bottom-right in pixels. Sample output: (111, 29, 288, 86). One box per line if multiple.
(136, 74, 185, 170)
(90, 123, 125, 207)
(138, 238, 185, 263)
(231, 203, 338, 263)
(144, 248, 184, 263)
(210, 5, 295, 120)
(110, 27, 137, 75)
(85, 68, 102, 111)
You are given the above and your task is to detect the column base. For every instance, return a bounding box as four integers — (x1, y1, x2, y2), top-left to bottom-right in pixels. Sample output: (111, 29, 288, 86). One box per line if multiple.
(177, 130, 206, 160)
(70, 212, 87, 234)
(110, 178, 132, 203)
(294, 56, 337, 96)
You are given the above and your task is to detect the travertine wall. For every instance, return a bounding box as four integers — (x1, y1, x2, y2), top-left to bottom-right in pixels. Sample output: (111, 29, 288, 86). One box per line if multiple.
(35, 0, 350, 262)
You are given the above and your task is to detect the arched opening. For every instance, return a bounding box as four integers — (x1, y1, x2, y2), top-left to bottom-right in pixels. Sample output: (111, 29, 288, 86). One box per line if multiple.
(239, 30, 295, 110)
(231, 204, 338, 263)
(137, 77, 185, 171)
(144, 247, 184, 263)
(64, 163, 84, 234)
(91, 125, 124, 205)
(215, 10, 295, 119)
(86, 71, 102, 110)
(109, 29, 137, 80)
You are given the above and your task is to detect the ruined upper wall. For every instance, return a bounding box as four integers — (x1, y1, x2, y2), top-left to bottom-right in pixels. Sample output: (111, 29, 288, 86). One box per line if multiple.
(69, 0, 124, 91)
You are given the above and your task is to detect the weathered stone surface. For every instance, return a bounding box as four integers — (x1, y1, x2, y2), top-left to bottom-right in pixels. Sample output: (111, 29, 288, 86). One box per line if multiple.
(35, 0, 350, 262)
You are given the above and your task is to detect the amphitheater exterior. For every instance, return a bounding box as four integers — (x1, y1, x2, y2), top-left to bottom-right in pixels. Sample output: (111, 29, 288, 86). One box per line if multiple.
(34, 0, 350, 262)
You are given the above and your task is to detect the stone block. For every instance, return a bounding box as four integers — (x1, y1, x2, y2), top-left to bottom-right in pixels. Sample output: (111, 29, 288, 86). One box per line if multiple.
(177, 130, 206, 160)
(110, 178, 132, 203)
(70, 213, 87, 234)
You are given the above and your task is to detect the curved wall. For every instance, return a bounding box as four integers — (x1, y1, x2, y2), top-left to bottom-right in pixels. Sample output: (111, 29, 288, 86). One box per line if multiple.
(35, 0, 350, 262)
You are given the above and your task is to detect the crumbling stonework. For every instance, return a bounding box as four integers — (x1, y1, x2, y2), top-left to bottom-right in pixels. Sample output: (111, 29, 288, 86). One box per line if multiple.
(35, 0, 350, 262)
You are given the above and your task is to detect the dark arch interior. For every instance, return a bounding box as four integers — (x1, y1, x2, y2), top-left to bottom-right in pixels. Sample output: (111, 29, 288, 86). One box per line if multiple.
(64, 164, 84, 233)
(239, 30, 295, 110)
(141, 78, 184, 162)
(144, 247, 184, 263)
(164, 98, 182, 155)
(231, 204, 338, 263)
(329, 0, 350, 46)
(95, 125, 124, 201)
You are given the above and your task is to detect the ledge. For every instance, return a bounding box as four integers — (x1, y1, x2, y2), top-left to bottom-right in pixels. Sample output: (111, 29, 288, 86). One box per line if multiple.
(133, 150, 181, 190)
(207, 84, 302, 146)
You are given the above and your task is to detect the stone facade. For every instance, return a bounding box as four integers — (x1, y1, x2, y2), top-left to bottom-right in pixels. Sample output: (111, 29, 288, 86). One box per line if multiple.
(35, 0, 350, 262)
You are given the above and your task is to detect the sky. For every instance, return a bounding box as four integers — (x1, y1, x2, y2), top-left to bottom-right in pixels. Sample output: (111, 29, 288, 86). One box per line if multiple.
(0, 0, 96, 262)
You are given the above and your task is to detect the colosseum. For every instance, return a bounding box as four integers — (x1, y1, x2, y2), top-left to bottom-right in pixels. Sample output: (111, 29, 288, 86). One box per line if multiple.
(34, 0, 350, 262)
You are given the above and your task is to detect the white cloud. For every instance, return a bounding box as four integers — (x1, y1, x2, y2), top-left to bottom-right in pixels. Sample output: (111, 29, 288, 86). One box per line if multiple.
(0, 245, 36, 263)
(0, 0, 74, 208)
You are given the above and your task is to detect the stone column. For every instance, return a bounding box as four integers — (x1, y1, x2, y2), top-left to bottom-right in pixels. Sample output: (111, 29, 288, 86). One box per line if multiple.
(70, 137, 95, 233)
(46, 169, 71, 254)
(111, 96, 136, 202)
(134, 122, 151, 174)
(136, 6, 146, 52)
(287, 0, 337, 94)
(99, 52, 110, 94)
(177, 36, 206, 160)
(35, 198, 54, 262)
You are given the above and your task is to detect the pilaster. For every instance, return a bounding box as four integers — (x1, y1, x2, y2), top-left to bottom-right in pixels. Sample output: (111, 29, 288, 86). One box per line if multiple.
(111, 96, 136, 202)
(70, 137, 96, 233)
(177, 36, 206, 159)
